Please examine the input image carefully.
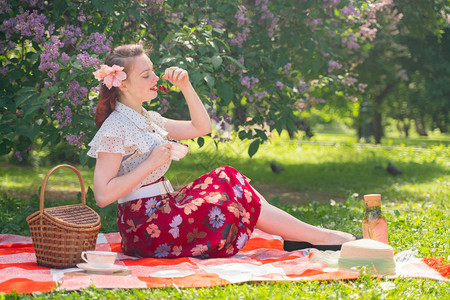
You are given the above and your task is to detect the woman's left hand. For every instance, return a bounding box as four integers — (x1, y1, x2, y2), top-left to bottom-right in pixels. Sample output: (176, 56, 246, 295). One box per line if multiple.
(162, 67, 190, 90)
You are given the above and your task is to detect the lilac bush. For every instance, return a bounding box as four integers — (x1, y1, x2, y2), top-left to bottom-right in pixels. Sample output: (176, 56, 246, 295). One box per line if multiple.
(0, 0, 394, 163)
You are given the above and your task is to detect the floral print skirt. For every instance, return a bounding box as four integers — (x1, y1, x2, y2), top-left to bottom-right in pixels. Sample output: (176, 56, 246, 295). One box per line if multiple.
(117, 166, 261, 258)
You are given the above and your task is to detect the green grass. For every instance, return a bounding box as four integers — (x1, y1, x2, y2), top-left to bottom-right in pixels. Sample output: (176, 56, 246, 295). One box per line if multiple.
(1, 132, 449, 299)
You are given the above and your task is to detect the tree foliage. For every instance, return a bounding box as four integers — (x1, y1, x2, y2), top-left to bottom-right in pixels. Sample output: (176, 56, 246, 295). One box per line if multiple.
(0, 0, 448, 164)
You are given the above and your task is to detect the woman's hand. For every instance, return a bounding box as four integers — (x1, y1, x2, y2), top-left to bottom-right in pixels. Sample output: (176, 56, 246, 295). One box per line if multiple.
(146, 142, 172, 168)
(162, 67, 190, 90)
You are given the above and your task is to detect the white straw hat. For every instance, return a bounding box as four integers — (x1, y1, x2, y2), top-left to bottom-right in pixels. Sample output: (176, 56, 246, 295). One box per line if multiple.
(337, 239, 396, 275)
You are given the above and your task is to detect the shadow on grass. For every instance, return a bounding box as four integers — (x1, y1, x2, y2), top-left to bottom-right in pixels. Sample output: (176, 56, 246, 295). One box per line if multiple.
(178, 150, 448, 205)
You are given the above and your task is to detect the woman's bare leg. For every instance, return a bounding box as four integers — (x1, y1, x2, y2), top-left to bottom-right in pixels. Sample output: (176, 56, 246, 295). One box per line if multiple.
(253, 187, 355, 245)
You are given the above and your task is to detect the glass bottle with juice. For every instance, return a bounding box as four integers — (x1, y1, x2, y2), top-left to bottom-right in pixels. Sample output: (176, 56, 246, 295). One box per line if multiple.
(362, 194, 389, 244)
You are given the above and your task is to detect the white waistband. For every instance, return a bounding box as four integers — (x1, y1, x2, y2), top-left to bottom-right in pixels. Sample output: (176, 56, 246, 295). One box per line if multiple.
(118, 179, 174, 204)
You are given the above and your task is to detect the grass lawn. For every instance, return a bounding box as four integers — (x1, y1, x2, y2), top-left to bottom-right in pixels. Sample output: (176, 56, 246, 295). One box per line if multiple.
(1, 132, 449, 299)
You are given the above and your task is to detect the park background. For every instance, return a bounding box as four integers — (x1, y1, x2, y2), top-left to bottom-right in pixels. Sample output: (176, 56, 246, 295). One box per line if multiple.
(1, 0, 449, 298)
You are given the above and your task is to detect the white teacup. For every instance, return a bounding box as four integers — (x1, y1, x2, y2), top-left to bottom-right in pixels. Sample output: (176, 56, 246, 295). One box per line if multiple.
(81, 251, 117, 269)
(170, 141, 189, 161)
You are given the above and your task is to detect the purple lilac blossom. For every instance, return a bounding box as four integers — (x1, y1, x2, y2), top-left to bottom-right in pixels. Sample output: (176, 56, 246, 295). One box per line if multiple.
(359, 23, 378, 41)
(204, 17, 225, 29)
(159, 98, 170, 115)
(207, 107, 220, 123)
(52, 105, 72, 128)
(77, 11, 92, 22)
(297, 80, 310, 93)
(342, 77, 358, 86)
(76, 51, 100, 68)
(77, 32, 112, 54)
(209, 90, 218, 102)
(307, 19, 323, 31)
(258, 3, 274, 27)
(0, 0, 11, 14)
(0, 67, 8, 77)
(239, 76, 259, 90)
(342, 36, 360, 49)
(235, 5, 251, 28)
(63, 80, 88, 107)
(230, 27, 250, 47)
(15, 151, 23, 162)
(267, 17, 280, 38)
(223, 114, 232, 125)
(61, 52, 70, 64)
(322, 0, 341, 10)
(340, 3, 360, 17)
(39, 36, 63, 80)
(358, 83, 368, 93)
(63, 25, 83, 46)
(66, 133, 84, 149)
(328, 60, 342, 72)
(253, 91, 267, 102)
(1, 9, 49, 43)
(21, 0, 43, 8)
(283, 63, 292, 74)
(276, 81, 284, 90)
(226, 63, 237, 74)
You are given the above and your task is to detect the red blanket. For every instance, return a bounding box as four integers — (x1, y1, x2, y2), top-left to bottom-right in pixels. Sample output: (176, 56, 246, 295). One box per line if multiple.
(0, 230, 448, 294)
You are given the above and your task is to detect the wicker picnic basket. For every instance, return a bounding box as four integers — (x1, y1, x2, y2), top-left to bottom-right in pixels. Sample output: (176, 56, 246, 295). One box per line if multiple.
(26, 164, 101, 268)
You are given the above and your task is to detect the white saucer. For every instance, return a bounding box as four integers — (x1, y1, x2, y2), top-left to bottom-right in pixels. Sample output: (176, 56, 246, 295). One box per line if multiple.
(76, 263, 126, 274)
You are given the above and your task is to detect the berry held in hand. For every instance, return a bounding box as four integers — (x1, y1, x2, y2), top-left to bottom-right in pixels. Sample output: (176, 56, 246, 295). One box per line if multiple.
(158, 85, 169, 93)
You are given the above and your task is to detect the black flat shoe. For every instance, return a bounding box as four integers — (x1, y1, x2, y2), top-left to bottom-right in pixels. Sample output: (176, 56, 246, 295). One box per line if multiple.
(283, 234, 363, 252)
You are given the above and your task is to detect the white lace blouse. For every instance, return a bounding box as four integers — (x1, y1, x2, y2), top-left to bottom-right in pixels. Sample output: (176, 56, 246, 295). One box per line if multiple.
(87, 101, 171, 190)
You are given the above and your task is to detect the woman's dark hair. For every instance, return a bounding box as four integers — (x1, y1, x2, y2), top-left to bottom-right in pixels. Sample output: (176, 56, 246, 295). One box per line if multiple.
(95, 44, 145, 128)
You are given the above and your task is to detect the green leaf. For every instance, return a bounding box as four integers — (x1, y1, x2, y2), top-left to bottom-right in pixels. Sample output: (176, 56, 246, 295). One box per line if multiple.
(0, 142, 12, 156)
(8, 69, 23, 80)
(203, 73, 215, 89)
(129, 7, 141, 21)
(211, 55, 223, 70)
(255, 129, 267, 139)
(199, 46, 209, 55)
(216, 82, 233, 105)
(197, 137, 205, 147)
(16, 93, 38, 107)
(223, 55, 245, 70)
(103, 1, 114, 14)
(23, 102, 42, 119)
(159, 56, 176, 65)
(92, 0, 102, 9)
(248, 139, 260, 158)
(0, 124, 13, 134)
(190, 71, 203, 86)
(25, 125, 40, 140)
(394, 209, 401, 217)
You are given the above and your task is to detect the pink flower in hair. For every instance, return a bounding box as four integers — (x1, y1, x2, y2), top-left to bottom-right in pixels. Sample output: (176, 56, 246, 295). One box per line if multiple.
(93, 64, 127, 89)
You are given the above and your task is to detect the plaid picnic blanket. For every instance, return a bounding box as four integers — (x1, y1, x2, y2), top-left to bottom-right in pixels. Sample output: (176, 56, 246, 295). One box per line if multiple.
(1, 229, 448, 294)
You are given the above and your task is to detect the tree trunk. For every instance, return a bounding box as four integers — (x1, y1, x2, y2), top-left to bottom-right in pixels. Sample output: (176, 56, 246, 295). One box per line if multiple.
(404, 120, 410, 137)
(435, 118, 448, 133)
(373, 83, 396, 144)
(414, 118, 428, 136)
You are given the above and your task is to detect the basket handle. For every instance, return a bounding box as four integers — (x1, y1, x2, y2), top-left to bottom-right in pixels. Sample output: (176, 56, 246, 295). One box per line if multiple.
(39, 164, 86, 212)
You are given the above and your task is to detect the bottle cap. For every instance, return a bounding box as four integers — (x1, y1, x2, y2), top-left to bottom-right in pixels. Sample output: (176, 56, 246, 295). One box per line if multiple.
(364, 194, 381, 207)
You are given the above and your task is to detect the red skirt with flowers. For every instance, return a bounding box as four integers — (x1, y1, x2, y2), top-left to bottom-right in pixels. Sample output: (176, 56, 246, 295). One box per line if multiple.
(117, 166, 261, 258)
